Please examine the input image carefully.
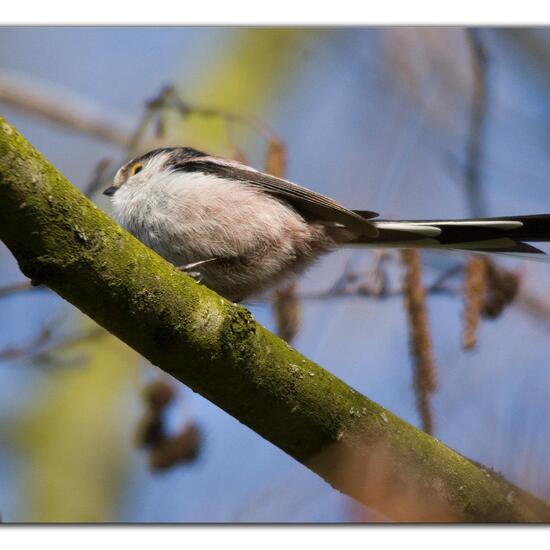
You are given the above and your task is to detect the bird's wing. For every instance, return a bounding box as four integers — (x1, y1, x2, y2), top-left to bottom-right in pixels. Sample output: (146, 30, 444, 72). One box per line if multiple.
(172, 156, 379, 237)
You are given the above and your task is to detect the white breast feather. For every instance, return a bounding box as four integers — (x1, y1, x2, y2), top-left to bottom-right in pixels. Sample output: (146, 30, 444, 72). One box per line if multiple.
(111, 168, 310, 269)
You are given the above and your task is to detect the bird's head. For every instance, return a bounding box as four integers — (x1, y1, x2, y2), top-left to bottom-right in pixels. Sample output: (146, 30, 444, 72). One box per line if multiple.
(103, 147, 207, 197)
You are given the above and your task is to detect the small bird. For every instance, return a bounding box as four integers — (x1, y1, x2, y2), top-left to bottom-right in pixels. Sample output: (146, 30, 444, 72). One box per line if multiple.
(104, 147, 550, 302)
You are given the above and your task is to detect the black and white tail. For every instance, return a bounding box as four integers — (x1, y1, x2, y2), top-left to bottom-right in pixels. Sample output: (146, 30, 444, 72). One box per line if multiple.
(352, 213, 550, 260)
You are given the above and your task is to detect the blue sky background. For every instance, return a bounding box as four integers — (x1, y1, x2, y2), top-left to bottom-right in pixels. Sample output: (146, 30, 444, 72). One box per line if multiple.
(0, 28, 549, 522)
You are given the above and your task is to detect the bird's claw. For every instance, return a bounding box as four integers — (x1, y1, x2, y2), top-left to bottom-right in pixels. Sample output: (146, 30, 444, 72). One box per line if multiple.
(185, 270, 203, 283)
(177, 258, 219, 283)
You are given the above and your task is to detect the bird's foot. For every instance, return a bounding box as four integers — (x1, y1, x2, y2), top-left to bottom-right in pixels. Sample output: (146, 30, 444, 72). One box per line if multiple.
(177, 258, 219, 283)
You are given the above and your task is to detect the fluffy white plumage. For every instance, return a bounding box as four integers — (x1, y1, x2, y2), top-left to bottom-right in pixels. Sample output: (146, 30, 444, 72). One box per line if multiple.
(111, 151, 331, 300)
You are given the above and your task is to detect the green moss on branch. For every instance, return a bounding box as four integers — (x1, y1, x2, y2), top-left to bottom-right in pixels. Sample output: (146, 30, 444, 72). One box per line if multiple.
(0, 116, 548, 522)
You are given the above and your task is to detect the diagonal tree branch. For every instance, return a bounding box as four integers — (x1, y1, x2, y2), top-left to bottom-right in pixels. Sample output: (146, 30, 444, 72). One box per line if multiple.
(0, 116, 549, 522)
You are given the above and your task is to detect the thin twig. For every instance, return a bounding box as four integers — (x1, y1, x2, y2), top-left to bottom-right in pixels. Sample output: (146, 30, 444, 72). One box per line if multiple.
(429, 263, 464, 292)
(83, 157, 113, 198)
(297, 283, 459, 302)
(465, 29, 489, 218)
(164, 86, 278, 142)
(126, 92, 167, 155)
(0, 310, 72, 363)
(0, 280, 36, 299)
(224, 119, 248, 163)
(296, 262, 463, 302)
(0, 322, 54, 361)
(127, 85, 280, 157)
(30, 326, 105, 364)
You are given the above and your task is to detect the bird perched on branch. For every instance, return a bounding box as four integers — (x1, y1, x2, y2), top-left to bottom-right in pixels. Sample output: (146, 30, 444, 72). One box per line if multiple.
(104, 147, 550, 302)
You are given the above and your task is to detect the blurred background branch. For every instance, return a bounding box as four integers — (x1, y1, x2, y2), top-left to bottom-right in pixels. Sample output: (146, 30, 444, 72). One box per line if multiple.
(464, 29, 489, 218)
(0, 68, 133, 146)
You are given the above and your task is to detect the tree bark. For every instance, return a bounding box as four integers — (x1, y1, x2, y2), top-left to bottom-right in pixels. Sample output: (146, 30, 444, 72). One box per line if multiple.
(0, 116, 548, 522)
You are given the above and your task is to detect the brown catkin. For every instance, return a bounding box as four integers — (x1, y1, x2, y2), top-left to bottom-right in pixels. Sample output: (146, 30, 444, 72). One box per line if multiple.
(265, 139, 286, 178)
(145, 379, 175, 411)
(136, 411, 164, 449)
(149, 423, 202, 471)
(265, 140, 302, 344)
(136, 379, 175, 448)
(463, 255, 488, 350)
(401, 249, 436, 435)
(483, 259, 520, 318)
(273, 282, 301, 344)
(231, 150, 248, 164)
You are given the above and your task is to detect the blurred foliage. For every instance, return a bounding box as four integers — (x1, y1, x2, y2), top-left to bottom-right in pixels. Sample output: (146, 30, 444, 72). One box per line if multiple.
(172, 29, 330, 155)
(15, 321, 138, 522)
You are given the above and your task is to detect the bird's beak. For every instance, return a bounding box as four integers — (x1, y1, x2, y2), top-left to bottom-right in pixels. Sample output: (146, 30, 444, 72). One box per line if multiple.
(103, 186, 118, 196)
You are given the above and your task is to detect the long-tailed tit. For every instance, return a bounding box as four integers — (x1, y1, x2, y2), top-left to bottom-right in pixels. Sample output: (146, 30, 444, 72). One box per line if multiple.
(104, 147, 550, 302)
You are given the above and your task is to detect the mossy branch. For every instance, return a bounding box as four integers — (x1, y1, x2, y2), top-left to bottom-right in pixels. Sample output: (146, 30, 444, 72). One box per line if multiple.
(0, 116, 548, 522)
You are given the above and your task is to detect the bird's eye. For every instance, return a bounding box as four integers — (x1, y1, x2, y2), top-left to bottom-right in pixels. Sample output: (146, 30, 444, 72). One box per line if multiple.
(131, 163, 143, 175)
